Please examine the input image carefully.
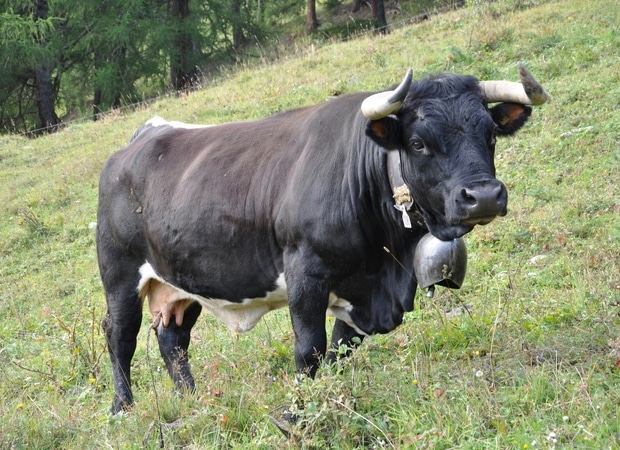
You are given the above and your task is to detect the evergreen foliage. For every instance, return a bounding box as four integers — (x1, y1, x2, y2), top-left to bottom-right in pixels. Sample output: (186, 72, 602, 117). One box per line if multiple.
(0, 0, 413, 134)
(0, 0, 274, 134)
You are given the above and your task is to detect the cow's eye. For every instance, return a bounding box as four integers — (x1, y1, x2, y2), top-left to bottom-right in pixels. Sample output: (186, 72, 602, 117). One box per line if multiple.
(411, 139, 425, 151)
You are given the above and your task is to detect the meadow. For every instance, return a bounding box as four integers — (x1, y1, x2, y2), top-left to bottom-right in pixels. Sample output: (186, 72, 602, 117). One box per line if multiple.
(1, 0, 618, 448)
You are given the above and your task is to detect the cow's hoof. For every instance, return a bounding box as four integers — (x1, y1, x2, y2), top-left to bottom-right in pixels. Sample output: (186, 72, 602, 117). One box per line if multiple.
(267, 406, 299, 438)
(110, 398, 133, 415)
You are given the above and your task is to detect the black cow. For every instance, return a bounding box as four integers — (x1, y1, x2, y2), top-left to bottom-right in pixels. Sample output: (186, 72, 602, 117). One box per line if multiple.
(97, 64, 548, 414)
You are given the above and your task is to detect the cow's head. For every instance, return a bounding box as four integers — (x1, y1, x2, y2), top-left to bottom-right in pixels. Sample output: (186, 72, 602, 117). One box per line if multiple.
(362, 64, 549, 240)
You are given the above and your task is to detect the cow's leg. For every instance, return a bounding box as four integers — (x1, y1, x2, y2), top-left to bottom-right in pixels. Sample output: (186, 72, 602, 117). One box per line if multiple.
(289, 292, 328, 378)
(268, 251, 331, 433)
(285, 253, 330, 378)
(270, 263, 328, 431)
(289, 283, 329, 377)
(101, 276, 143, 414)
(325, 319, 365, 364)
(155, 300, 202, 393)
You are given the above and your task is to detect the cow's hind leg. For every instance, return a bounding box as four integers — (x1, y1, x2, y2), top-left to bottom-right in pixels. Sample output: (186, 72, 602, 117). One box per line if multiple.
(101, 274, 143, 414)
(155, 301, 202, 393)
(326, 319, 365, 364)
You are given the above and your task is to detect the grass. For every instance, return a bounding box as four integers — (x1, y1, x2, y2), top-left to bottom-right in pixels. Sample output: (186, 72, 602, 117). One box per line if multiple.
(1, 0, 619, 447)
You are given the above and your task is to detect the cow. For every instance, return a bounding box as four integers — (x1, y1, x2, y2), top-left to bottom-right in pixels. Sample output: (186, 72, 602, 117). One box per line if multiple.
(96, 64, 548, 414)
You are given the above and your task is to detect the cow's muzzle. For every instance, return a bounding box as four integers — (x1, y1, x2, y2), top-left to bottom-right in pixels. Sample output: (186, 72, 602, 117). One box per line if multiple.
(456, 181, 507, 226)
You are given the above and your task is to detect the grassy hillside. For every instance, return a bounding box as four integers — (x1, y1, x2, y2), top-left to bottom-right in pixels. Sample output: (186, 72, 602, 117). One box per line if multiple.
(1, 0, 618, 448)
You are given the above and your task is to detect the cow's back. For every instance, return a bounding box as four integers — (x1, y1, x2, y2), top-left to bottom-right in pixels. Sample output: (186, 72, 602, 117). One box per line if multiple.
(96, 100, 367, 301)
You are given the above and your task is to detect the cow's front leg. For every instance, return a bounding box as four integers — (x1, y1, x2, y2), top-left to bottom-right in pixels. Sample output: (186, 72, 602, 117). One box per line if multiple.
(154, 301, 202, 393)
(285, 259, 330, 378)
(271, 266, 328, 433)
(325, 319, 365, 364)
(289, 292, 328, 377)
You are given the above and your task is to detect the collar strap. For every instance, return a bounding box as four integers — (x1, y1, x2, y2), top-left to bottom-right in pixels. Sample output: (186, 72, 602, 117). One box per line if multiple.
(387, 150, 425, 229)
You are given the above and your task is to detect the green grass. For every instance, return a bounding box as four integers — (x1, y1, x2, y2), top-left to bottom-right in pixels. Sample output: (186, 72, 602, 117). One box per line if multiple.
(1, 0, 619, 447)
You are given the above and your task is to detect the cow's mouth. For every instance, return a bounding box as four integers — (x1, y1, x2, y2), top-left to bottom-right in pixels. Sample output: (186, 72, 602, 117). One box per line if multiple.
(431, 214, 503, 240)
(420, 207, 504, 241)
(460, 216, 498, 227)
(427, 223, 473, 241)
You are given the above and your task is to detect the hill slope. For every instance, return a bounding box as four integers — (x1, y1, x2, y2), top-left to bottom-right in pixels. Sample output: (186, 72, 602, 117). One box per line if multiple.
(1, 0, 618, 447)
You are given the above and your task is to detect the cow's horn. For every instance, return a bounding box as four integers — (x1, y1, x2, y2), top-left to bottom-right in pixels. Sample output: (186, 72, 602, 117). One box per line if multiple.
(479, 63, 550, 106)
(361, 69, 413, 120)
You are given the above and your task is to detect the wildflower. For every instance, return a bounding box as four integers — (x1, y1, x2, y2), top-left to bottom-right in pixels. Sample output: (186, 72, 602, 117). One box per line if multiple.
(475, 370, 484, 378)
(413, 379, 418, 385)
(547, 431, 558, 444)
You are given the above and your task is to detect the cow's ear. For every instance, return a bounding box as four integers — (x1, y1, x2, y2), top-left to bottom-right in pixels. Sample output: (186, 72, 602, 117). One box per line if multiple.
(490, 103, 532, 136)
(365, 117, 403, 150)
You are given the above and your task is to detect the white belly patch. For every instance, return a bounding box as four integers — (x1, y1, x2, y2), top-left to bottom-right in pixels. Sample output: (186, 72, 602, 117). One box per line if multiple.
(137, 262, 366, 335)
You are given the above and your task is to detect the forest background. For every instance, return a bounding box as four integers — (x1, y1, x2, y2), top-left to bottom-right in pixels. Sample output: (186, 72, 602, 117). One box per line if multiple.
(0, 0, 445, 135)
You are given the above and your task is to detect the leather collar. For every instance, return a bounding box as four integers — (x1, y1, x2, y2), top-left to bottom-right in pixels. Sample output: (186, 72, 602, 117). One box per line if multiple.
(387, 150, 425, 229)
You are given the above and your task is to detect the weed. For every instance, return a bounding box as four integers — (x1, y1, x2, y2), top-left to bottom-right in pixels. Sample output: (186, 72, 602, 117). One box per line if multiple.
(283, 346, 396, 449)
(17, 206, 51, 237)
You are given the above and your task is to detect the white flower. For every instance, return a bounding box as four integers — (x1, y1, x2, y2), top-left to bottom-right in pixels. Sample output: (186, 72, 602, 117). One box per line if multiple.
(475, 370, 483, 378)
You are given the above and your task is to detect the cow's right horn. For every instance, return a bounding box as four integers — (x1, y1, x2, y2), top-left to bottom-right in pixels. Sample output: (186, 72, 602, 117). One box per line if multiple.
(361, 69, 413, 120)
(479, 63, 550, 106)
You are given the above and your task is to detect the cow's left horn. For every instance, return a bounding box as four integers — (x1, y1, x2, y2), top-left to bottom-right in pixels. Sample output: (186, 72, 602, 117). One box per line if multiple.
(479, 63, 550, 106)
(361, 69, 413, 120)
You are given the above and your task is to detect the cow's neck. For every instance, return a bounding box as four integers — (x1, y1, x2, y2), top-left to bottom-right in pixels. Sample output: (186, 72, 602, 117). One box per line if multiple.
(386, 150, 425, 229)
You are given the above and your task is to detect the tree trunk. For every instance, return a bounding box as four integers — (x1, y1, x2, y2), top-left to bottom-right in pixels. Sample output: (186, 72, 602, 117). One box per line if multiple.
(34, 0, 59, 132)
(232, 0, 244, 50)
(35, 65, 59, 131)
(111, 46, 125, 109)
(170, 0, 196, 91)
(93, 83, 103, 118)
(371, 0, 388, 33)
(306, 0, 319, 33)
(92, 45, 126, 118)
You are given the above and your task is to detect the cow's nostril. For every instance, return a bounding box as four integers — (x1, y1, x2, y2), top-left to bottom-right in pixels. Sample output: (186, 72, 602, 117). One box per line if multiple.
(461, 188, 478, 206)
